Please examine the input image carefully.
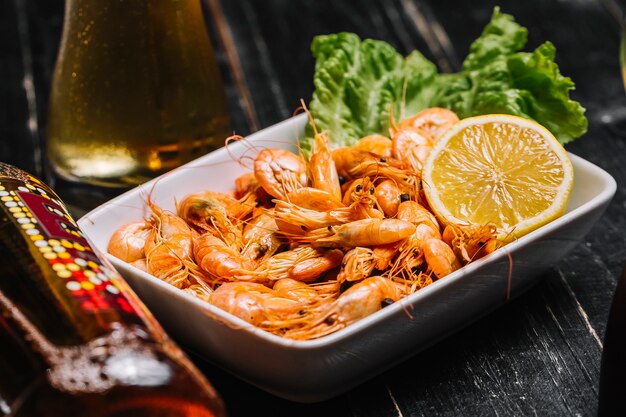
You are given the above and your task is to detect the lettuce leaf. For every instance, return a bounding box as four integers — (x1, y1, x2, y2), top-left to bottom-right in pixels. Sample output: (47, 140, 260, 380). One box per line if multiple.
(303, 7, 587, 150)
(302, 33, 437, 153)
(462, 6, 528, 71)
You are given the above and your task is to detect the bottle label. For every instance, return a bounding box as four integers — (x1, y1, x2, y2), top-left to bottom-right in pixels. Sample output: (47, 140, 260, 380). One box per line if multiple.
(0, 174, 139, 318)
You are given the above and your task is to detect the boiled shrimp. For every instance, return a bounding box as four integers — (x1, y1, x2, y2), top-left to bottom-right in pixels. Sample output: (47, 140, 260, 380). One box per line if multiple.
(194, 232, 266, 284)
(234, 171, 258, 199)
(230, 171, 274, 219)
(391, 126, 435, 173)
(285, 187, 345, 211)
(389, 108, 459, 173)
(107, 220, 151, 263)
(392, 201, 450, 280)
(396, 200, 441, 237)
(283, 276, 406, 340)
(352, 134, 393, 157)
(372, 241, 403, 271)
(182, 279, 214, 302)
(208, 281, 301, 327)
(241, 210, 282, 261)
(262, 246, 343, 283)
(337, 247, 376, 283)
(273, 200, 353, 235)
(176, 191, 241, 248)
(393, 107, 459, 140)
(347, 161, 420, 196)
(254, 148, 307, 199)
(308, 132, 342, 202)
(423, 238, 462, 279)
(272, 278, 339, 303)
(130, 258, 147, 272)
(274, 180, 384, 235)
(332, 147, 381, 179)
(393, 223, 440, 277)
(300, 218, 416, 248)
(182, 284, 213, 301)
(373, 179, 404, 217)
(208, 280, 330, 333)
(341, 176, 383, 219)
(144, 204, 195, 288)
(442, 223, 500, 263)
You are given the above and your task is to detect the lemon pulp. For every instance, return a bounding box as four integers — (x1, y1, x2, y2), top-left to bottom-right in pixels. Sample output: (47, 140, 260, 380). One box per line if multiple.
(422, 114, 574, 238)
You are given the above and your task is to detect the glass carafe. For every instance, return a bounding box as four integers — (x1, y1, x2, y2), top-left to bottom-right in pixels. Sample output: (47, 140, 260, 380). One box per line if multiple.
(46, 0, 230, 188)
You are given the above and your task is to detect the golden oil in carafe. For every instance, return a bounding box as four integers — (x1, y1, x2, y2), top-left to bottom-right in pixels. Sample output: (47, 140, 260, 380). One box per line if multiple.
(47, 0, 230, 187)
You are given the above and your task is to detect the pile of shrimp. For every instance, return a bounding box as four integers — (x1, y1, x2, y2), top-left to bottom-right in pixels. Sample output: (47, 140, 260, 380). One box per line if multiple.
(108, 108, 502, 340)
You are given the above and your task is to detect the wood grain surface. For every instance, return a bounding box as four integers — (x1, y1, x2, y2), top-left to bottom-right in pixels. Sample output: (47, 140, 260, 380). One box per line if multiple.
(1, 0, 625, 415)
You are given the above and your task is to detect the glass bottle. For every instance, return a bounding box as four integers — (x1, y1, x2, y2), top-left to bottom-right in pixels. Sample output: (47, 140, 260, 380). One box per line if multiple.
(598, 266, 626, 416)
(46, 0, 230, 188)
(0, 162, 227, 417)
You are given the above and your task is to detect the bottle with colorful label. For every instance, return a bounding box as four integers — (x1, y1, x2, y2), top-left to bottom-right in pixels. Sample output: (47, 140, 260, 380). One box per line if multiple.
(0, 163, 226, 417)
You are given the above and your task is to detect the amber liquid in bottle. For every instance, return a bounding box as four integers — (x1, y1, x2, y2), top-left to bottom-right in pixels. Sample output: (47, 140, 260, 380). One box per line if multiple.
(0, 163, 226, 416)
(46, 0, 230, 187)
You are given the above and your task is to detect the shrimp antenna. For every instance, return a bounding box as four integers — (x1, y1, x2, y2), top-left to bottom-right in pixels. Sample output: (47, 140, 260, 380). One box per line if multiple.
(299, 98, 320, 137)
(400, 73, 409, 120)
(140, 173, 168, 220)
(388, 102, 399, 133)
(225, 133, 258, 170)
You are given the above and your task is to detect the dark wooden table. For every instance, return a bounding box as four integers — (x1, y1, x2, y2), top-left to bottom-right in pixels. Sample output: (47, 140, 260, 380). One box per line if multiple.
(2, 0, 626, 415)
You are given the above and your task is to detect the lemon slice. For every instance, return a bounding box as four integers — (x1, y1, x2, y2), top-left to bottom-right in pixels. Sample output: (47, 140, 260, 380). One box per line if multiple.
(422, 114, 574, 239)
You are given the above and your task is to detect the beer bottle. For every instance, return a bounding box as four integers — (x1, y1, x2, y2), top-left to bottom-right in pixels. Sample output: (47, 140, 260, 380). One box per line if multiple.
(0, 162, 227, 416)
(598, 265, 626, 416)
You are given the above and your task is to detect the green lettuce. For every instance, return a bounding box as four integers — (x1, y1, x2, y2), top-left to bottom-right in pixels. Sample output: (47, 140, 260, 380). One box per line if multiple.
(302, 7, 587, 152)
(302, 33, 437, 153)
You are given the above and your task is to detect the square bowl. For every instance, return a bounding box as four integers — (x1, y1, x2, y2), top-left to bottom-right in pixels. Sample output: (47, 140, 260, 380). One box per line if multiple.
(78, 114, 617, 402)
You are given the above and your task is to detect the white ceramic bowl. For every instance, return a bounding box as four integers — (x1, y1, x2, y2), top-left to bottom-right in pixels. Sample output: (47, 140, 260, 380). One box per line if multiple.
(78, 114, 617, 402)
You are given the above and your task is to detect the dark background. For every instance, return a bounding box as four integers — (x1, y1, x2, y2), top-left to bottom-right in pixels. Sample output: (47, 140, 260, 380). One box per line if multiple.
(2, 0, 626, 415)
